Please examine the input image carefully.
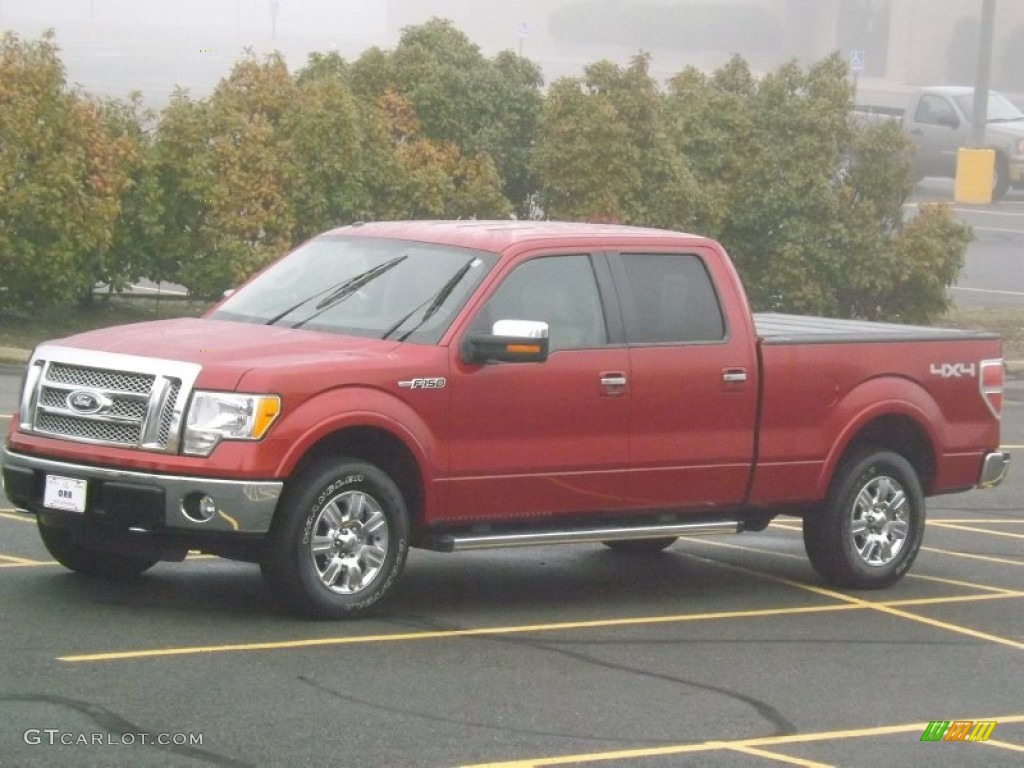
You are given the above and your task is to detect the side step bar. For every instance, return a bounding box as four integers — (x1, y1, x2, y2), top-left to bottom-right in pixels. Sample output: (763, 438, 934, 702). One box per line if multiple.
(433, 520, 743, 552)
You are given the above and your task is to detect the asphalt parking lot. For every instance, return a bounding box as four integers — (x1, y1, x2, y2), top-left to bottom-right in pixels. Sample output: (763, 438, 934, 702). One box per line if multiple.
(1, 380, 1021, 767)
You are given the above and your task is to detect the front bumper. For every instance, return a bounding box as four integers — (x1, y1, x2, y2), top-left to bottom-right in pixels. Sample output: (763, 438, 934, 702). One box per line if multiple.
(978, 451, 1010, 489)
(1, 447, 282, 534)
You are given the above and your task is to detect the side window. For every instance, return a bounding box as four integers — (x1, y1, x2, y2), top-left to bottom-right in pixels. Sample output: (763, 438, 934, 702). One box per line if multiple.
(615, 254, 725, 344)
(914, 95, 956, 127)
(469, 255, 607, 351)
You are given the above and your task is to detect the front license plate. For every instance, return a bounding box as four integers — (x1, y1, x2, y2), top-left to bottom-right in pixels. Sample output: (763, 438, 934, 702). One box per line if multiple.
(43, 475, 88, 513)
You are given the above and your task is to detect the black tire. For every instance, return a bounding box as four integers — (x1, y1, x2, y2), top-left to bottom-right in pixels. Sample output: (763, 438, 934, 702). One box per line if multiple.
(37, 520, 158, 579)
(261, 458, 410, 618)
(803, 446, 925, 589)
(602, 537, 678, 554)
(994, 157, 1010, 200)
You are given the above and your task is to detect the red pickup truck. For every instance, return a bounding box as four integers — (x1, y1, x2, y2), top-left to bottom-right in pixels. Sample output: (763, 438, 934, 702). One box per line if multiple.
(2, 221, 1010, 617)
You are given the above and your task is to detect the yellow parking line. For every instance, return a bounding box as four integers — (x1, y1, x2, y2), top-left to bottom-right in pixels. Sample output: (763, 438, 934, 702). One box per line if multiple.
(0, 511, 33, 523)
(458, 714, 1024, 767)
(930, 519, 1024, 524)
(931, 522, 1024, 540)
(58, 603, 863, 662)
(785, 581, 1024, 651)
(681, 536, 1018, 595)
(725, 745, 833, 767)
(922, 546, 1024, 567)
(678, 539, 1024, 650)
(58, 591, 1022, 663)
(981, 739, 1024, 754)
(0, 554, 41, 564)
(908, 573, 1019, 596)
(0, 561, 57, 568)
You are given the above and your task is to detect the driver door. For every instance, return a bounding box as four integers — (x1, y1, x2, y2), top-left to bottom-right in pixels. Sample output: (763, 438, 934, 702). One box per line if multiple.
(442, 253, 630, 524)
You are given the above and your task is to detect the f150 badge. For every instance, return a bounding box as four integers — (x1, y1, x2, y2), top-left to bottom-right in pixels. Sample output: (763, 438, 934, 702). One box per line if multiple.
(398, 377, 447, 390)
(930, 363, 976, 379)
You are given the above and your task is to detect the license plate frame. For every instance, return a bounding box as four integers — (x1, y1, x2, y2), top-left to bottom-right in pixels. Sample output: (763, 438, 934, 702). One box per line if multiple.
(43, 475, 88, 514)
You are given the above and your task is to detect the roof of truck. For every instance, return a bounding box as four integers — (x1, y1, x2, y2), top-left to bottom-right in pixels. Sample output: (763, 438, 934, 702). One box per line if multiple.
(323, 220, 711, 253)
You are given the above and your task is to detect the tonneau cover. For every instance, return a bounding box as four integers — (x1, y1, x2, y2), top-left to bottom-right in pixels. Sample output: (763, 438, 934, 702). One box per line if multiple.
(754, 312, 999, 345)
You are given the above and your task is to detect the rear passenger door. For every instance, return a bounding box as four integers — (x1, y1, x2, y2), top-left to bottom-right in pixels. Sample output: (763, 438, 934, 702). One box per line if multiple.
(610, 250, 758, 510)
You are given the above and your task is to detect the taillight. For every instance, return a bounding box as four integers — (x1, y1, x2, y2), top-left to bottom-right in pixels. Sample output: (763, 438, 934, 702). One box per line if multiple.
(979, 359, 1004, 419)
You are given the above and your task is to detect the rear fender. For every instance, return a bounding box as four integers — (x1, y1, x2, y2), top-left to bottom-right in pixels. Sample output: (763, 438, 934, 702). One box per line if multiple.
(817, 376, 941, 498)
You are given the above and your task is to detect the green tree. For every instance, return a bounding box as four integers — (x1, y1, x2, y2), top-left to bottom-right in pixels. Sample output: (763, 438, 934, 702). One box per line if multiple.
(348, 18, 537, 215)
(287, 60, 369, 240)
(91, 93, 163, 295)
(151, 53, 297, 297)
(533, 55, 709, 229)
(0, 31, 131, 313)
(532, 75, 638, 221)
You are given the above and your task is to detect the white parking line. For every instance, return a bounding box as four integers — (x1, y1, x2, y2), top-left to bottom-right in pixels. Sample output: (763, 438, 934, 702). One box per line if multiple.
(974, 226, 1024, 234)
(951, 286, 1024, 297)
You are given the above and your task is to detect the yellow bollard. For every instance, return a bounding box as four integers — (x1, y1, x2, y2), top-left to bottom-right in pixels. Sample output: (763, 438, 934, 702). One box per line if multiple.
(954, 148, 996, 204)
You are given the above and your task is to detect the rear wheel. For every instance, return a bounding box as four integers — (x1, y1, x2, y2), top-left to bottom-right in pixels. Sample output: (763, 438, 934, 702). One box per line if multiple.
(262, 458, 409, 618)
(602, 537, 677, 554)
(37, 520, 158, 579)
(803, 447, 925, 589)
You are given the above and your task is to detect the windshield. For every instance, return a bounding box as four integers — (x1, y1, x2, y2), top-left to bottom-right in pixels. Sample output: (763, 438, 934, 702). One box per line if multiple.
(953, 91, 1024, 122)
(210, 236, 498, 343)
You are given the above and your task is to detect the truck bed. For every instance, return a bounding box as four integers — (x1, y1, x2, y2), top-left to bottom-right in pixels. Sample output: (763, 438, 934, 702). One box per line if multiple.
(754, 312, 999, 346)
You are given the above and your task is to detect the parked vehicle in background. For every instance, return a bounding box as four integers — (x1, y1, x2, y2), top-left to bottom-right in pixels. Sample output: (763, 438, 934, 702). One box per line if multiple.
(1, 221, 1010, 618)
(855, 85, 1024, 199)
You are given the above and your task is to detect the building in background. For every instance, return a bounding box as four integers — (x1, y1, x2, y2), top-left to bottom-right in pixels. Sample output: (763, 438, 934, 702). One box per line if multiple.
(2, 1, 1022, 101)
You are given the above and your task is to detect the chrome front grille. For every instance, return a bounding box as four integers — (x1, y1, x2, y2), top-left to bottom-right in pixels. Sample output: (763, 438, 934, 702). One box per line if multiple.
(22, 348, 202, 455)
(47, 363, 154, 394)
(36, 413, 142, 446)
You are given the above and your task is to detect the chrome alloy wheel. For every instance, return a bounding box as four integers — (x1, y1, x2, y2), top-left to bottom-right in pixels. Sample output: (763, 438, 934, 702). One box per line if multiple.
(308, 490, 390, 594)
(849, 475, 909, 567)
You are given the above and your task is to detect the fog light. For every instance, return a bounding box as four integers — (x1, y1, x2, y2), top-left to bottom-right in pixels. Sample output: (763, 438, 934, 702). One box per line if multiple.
(182, 492, 217, 523)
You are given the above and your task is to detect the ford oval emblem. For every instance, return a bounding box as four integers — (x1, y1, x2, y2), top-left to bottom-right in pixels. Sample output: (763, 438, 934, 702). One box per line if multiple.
(66, 390, 108, 415)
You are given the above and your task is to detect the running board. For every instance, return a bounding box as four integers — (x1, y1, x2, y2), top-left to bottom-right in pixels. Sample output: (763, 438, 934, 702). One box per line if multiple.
(432, 520, 743, 552)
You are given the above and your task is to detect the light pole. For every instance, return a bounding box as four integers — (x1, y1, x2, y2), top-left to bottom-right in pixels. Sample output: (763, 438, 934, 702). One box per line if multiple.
(970, 0, 996, 146)
(269, 0, 279, 42)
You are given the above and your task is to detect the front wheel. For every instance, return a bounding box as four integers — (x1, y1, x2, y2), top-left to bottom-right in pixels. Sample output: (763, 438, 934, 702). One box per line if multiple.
(262, 458, 410, 618)
(37, 520, 158, 579)
(803, 447, 925, 589)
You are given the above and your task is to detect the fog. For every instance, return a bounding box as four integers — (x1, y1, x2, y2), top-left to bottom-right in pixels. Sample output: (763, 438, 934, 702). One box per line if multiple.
(0, 1, 1015, 105)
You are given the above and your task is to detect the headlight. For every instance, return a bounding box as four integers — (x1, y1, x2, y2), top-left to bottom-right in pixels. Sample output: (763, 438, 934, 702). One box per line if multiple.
(183, 392, 281, 457)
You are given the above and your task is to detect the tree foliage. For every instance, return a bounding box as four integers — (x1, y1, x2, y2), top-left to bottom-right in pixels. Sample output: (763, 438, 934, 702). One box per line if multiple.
(0, 31, 132, 313)
(1, 23, 972, 324)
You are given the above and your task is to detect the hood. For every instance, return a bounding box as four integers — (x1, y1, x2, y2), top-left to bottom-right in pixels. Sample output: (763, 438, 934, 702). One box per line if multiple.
(50, 318, 401, 389)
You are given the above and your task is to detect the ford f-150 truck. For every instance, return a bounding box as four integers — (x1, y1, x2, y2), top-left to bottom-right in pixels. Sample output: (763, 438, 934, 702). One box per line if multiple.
(855, 85, 1024, 199)
(1, 221, 1010, 617)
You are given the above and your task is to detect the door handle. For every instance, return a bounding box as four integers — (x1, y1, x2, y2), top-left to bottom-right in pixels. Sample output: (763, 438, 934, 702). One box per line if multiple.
(722, 368, 748, 383)
(600, 372, 628, 396)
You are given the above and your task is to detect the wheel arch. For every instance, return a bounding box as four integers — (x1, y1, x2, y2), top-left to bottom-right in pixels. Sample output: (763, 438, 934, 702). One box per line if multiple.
(827, 414, 935, 494)
(818, 378, 942, 499)
(287, 426, 426, 528)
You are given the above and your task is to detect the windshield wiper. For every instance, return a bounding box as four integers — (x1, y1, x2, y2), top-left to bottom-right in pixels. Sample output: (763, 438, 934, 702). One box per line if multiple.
(380, 258, 479, 342)
(263, 255, 408, 327)
(280, 255, 408, 330)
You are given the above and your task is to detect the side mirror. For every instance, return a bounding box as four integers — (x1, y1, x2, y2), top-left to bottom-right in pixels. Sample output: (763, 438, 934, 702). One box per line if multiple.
(936, 112, 959, 129)
(460, 319, 549, 365)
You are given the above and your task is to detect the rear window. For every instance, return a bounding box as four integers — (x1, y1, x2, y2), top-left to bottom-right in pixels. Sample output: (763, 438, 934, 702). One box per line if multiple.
(614, 253, 725, 344)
